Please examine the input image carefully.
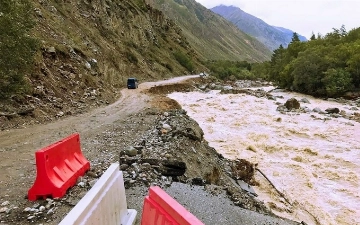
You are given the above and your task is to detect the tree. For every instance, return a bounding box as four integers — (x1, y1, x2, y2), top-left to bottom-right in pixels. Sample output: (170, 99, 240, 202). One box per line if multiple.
(290, 32, 300, 43)
(322, 68, 352, 97)
(0, 0, 38, 99)
(291, 48, 328, 94)
(346, 43, 360, 87)
(269, 44, 286, 81)
(310, 32, 316, 41)
(287, 32, 305, 59)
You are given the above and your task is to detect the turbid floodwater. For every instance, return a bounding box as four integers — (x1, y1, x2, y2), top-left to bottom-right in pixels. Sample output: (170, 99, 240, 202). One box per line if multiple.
(169, 87, 360, 225)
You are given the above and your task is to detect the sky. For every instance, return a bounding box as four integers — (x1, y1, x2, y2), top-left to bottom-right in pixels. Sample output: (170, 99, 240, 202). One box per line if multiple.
(194, 0, 360, 39)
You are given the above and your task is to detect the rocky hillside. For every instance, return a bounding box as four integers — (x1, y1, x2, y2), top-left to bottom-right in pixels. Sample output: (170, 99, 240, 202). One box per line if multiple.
(146, 0, 271, 61)
(211, 5, 307, 51)
(1, 0, 208, 129)
(0, 0, 274, 129)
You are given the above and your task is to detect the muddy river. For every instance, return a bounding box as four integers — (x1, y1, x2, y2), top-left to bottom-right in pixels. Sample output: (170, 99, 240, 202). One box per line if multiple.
(169, 87, 360, 225)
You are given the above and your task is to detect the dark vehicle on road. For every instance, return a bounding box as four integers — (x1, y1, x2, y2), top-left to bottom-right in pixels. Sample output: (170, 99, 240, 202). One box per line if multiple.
(127, 78, 138, 89)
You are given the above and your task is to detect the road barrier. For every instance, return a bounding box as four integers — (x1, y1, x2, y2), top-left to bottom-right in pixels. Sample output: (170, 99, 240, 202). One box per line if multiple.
(59, 163, 137, 225)
(28, 133, 90, 201)
(141, 186, 204, 225)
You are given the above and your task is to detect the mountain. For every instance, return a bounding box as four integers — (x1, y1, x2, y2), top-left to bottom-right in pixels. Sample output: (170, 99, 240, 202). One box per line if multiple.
(145, 0, 271, 61)
(211, 5, 307, 51)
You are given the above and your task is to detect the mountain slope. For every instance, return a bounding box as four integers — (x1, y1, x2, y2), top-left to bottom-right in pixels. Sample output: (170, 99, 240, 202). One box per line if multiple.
(146, 0, 271, 61)
(211, 5, 307, 51)
(1, 0, 209, 128)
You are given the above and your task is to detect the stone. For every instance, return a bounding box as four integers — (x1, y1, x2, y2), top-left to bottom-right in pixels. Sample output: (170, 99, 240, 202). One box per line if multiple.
(47, 208, 55, 215)
(87, 171, 98, 178)
(1, 201, 9, 206)
(325, 108, 340, 114)
(0, 207, 8, 213)
(237, 180, 257, 197)
(300, 98, 310, 104)
(120, 164, 129, 171)
(276, 105, 287, 112)
(34, 8, 43, 17)
(313, 107, 324, 113)
(125, 146, 137, 157)
(57, 111, 64, 117)
(230, 159, 255, 183)
(69, 73, 76, 79)
(89, 179, 98, 187)
(284, 98, 300, 110)
(142, 163, 151, 170)
(133, 146, 144, 150)
(302, 107, 311, 113)
(162, 123, 171, 131)
(131, 163, 141, 173)
(89, 58, 97, 67)
(85, 62, 91, 70)
(27, 216, 35, 220)
(129, 180, 136, 184)
(39, 206, 46, 212)
(47, 46, 56, 54)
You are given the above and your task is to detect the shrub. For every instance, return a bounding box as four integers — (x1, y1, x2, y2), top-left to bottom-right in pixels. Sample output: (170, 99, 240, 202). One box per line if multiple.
(173, 51, 194, 72)
(125, 51, 139, 64)
(0, 0, 39, 99)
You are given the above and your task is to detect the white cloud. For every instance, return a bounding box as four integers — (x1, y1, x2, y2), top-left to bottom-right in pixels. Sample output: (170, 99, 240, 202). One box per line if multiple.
(195, 0, 360, 38)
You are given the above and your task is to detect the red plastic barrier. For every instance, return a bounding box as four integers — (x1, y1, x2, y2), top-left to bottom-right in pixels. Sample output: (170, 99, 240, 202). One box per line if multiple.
(141, 186, 205, 225)
(28, 133, 90, 201)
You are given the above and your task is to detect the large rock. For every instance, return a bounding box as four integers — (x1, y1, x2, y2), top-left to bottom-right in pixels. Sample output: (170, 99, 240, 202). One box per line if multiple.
(124, 146, 138, 157)
(284, 98, 300, 110)
(185, 124, 204, 141)
(173, 123, 204, 141)
(230, 159, 255, 184)
(325, 108, 340, 114)
(299, 98, 310, 104)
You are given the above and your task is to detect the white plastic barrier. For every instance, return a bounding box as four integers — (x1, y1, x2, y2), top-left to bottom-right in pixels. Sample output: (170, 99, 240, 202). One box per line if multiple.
(59, 163, 137, 225)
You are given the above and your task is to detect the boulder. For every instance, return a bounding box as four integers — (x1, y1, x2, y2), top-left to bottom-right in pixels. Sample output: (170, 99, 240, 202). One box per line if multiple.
(230, 159, 255, 184)
(284, 98, 300, 110)
(325, 108, 340, 114)
(299, 98, 310, 104)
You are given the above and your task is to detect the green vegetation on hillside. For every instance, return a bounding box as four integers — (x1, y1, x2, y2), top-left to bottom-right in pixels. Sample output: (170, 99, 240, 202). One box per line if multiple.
(147, 0, 271, 61)
(173, 51, 194, 72)
(205, 60, 255, 80)
(255, 26, 360, 97)
(0, 0, 38, 99)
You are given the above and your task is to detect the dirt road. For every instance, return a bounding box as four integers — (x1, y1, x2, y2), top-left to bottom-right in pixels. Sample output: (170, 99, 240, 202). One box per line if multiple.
(0, 75, 198, 210)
